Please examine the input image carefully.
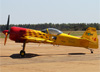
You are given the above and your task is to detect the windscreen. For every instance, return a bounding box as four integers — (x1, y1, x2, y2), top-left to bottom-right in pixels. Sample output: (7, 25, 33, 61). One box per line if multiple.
(42, 28, 63, 35)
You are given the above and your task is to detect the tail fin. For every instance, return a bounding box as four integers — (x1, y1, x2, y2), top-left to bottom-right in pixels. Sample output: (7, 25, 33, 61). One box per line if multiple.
(81, 27, 98, 49)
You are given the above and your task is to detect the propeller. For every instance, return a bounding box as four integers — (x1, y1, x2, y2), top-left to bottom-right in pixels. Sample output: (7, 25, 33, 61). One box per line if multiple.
(2, 15, 10, 45)
(6, 15, 10, 30)
(4, 32, 8, 45)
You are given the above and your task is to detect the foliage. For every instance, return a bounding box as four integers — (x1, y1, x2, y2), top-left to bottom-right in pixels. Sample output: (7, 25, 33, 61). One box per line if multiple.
(0, 23, 100, 32)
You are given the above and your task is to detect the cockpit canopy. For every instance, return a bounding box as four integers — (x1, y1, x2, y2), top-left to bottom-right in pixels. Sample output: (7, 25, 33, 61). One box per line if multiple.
(41, 28, 63, 35)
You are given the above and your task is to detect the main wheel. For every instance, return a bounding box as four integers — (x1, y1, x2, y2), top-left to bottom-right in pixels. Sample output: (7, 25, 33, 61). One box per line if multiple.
(20, 50, 25, 57)
(91, 50, 93, 53)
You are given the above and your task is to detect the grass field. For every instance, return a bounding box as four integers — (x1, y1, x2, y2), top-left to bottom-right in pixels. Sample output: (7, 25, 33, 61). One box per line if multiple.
(63, 30, 100, 36)
(0, 30, 100, 38)
(0, 32, 5, 38)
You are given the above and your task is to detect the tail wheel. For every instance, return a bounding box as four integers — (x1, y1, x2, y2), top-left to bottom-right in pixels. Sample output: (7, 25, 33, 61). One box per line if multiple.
(91, 50, 93, 53)
(90, 49, 93, 54)
(20, 50, 25, 57)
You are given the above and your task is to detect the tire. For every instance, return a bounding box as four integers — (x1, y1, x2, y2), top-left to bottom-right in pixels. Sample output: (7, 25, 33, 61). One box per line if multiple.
(20, 50, 25, 57)
(91, 51, 93, 54)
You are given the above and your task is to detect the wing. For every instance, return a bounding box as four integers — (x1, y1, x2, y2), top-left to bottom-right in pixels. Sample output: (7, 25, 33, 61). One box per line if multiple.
(21, 36, 54, 43)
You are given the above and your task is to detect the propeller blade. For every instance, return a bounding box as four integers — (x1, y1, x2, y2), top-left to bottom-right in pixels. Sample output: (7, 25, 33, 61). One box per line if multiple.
(3, 15, 10, 45)
(6, 15, 10, 30)
(4, 32, 8, 45)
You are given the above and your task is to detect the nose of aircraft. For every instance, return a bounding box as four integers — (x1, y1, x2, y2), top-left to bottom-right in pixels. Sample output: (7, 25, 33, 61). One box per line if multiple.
(2, 30, 9, 35)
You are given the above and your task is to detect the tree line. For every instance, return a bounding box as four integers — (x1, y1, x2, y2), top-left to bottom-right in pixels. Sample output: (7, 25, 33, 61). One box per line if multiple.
(0, 23, 100, 32)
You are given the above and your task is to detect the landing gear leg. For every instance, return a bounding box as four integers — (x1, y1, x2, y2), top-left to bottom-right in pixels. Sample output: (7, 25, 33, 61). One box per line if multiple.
(20, 41, 26, 57)
(89, 49, 93, 54)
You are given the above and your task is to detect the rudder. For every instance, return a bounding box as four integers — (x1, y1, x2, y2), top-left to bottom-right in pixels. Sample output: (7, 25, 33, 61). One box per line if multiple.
(81, 27, 98, 49)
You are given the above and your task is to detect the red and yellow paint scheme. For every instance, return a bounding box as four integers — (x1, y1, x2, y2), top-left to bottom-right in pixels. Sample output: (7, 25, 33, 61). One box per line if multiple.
(2, 15, 99, 57)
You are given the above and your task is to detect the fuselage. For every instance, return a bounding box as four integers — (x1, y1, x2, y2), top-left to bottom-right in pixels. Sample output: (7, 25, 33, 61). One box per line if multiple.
(9, 26, 89, 48)
(8, 26, 98, 49)
(55, 33, 89, 48)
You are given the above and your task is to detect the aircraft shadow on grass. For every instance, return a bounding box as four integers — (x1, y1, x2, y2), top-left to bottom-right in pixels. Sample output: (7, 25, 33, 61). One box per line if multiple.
(9, 53, 86, 59)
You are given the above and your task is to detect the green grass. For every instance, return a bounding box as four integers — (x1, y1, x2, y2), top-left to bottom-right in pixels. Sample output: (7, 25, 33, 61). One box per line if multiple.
(0, 32, 10, 38)
(63, 31, 84, 36)
(63, 30, 100, 36)
(0, 33, 5, 38)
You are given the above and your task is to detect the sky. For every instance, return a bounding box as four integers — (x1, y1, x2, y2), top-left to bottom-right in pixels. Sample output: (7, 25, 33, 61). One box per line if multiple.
(0, 0, 100, 24)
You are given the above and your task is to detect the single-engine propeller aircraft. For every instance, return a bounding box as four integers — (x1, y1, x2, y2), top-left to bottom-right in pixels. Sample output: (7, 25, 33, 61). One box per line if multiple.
(2, 15, 98, 57)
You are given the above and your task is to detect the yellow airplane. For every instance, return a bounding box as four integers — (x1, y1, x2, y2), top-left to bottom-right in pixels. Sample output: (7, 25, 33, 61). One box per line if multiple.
(2, 15, 99, 57)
